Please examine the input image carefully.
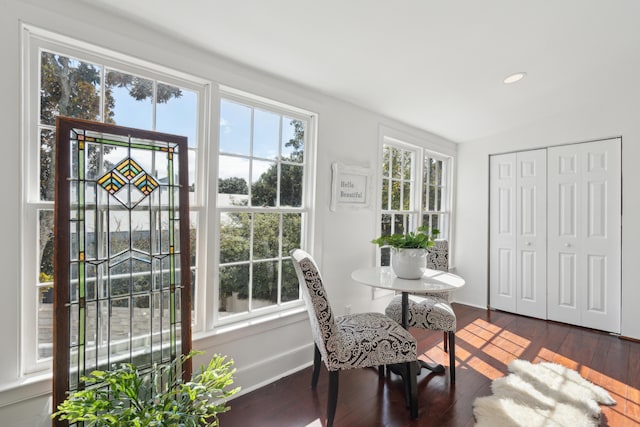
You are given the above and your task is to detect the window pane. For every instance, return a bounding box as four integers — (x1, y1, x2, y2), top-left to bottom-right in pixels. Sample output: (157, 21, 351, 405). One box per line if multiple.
(428, 185, 436, 211)
(40, 52, 102, 126)
(428, 158, 438, 186)
(382, 145, 391, 179)
(391, 181, 401, 210)
(280, 164, 302, 207)
(189, 212, 198, 269)
(402, 182, 411, 210)
(37, 284, 54, 359)
(105, 69, 153, 129)
(394, 214, 405, 235)
(380, 214, 392, 266)
(381, 214, 392, 238)
(38, 210, 55, 359)
(188, 149, 196, 203)
(282, 118, 304, 162)
(251, 160, 277, 207)
(252, 261, 278, 306)
(432, 215, 440, 233)
(402, 151, 412, 180)
(253, 109, 279, 159)
(282, 213, 301, 256)
(219, 212, 250, 263)
(253, 213, 279, 260)
(391, 147, 402, 179)
(219, 99, 251, 156)
(218, 155, 249, 207)
(381, 178, 389, 210)
(219, 264, 249, 316)
(156, 84, 198, 148)
(281, 261, 299, 303)
(39, 129, 56, 201)
(436, 186, 443, 211)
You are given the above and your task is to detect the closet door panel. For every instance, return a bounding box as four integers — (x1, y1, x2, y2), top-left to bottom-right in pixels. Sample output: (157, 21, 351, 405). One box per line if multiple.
(548, 139, 621, 333)
(515, 149, 547, 318)
(490, 154, 517, 312)
(548, 145, 581, 325)
(580, 139, 621, 332)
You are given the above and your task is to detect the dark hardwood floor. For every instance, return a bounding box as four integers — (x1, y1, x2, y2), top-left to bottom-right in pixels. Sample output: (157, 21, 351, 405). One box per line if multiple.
(218, 304, 640, 427)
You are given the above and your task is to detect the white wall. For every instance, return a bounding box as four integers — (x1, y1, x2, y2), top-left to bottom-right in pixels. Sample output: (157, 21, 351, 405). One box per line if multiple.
(454, 102, 640, 341)
(0, 0, 456, 425)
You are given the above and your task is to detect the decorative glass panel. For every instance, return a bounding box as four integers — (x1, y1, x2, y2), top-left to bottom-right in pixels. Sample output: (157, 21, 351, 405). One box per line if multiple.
(53, 118, 191, 414)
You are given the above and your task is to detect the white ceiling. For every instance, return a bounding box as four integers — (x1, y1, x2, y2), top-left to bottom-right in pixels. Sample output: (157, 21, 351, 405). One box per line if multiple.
(89, 0, 640, 143)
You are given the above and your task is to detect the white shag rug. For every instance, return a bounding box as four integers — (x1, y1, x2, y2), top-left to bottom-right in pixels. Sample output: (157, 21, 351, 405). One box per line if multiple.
(473, 359, 616, 427)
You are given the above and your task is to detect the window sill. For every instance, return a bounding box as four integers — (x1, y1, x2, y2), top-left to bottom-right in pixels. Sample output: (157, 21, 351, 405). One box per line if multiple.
(193, 305, 308, 348)
(0, 372, 52, 408)
(0, 306, 309, 409)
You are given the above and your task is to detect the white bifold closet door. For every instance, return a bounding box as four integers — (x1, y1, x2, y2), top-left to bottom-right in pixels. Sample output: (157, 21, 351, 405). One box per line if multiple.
(547, 138, 621, 333)
(490, 149, 547, 318)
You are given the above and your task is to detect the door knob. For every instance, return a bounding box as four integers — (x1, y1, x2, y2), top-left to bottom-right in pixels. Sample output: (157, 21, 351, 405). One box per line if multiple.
(525, 242, 532, 246)
(564, 243, 571, 247)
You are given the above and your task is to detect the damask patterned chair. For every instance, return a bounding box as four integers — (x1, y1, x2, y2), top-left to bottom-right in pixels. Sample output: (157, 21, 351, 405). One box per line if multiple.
(385, 240, 458, 383)
(290, 249, 419, 427)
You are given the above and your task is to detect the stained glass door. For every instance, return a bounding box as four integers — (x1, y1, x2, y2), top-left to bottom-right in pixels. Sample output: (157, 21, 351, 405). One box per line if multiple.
(52, 117, 192, 420)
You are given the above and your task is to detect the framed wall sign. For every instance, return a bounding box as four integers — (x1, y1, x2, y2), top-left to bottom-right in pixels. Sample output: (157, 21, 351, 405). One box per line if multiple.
(330, 162, 372, 211)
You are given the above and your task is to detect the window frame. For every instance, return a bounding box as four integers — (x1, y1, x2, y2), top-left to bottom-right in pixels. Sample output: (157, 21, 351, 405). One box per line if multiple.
(19, 24, 211, 375)
(210, 88, 317, 328)
(376, 132, 454, 268)
(21, 25, 211, 374)
(20, 25, 317, 376)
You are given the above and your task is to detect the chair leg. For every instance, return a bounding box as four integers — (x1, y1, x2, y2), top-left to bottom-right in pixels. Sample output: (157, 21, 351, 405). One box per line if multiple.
(448, 331, 455, 383)
(443, 331, 448, 353)
(378, 365, 385, 378)
(327, 370, 339, 427)
(406, 361, 418, 419)
(312, 344, 321, 388)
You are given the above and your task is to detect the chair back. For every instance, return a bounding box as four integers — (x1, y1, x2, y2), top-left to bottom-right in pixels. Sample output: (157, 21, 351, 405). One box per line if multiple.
(290, 249, 338, 367)
(428, 240, 449, 272)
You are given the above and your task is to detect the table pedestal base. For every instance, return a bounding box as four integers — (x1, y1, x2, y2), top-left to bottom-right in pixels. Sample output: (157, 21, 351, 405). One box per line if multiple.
(418, 360, 445, 374)
(388, 360, 445, 378)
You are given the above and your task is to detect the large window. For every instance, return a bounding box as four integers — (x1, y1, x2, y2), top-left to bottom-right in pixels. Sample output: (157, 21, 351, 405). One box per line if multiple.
(215, 92, 312, 324)
(378, 140, 452, 266)
(22, 27, 316, 375)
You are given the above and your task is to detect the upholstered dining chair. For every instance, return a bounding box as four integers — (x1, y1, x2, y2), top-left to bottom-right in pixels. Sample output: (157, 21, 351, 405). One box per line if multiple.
(384, 240, 458, 383)
(290, 249, 419, 427)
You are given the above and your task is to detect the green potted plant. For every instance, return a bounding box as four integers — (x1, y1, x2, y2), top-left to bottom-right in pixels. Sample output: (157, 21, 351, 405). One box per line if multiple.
(52, 351, 239, 427)
(371, 226, 440, 279)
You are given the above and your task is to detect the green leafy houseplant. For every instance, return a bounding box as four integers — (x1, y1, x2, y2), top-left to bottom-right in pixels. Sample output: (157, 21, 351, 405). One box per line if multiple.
(371, 225, 440, 249)
(372, 226, 440, 279)
(52, 351, 239, 427)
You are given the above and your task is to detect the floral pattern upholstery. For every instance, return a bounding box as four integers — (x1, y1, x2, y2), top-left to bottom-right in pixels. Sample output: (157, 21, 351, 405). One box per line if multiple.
(385, 293, 456, 332)
(292, 253, 417, 372)
(428, 240, 449, 272)
(386, 239, 456, 331)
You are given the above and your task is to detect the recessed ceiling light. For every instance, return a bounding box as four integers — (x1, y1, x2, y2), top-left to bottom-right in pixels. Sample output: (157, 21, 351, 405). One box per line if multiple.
(503, 72, 527, 84)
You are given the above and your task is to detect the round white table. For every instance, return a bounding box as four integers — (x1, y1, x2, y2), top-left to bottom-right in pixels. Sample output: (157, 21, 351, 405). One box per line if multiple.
(351, 266, 466, 374)
(351, 266, 465, 298)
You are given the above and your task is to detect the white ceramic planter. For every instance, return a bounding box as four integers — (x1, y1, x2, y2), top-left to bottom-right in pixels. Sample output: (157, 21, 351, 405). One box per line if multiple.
(391, 248, 427, 279)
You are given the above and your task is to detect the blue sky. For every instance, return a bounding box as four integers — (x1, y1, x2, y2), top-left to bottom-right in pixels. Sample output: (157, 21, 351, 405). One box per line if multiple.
(107, 82, 301, 190)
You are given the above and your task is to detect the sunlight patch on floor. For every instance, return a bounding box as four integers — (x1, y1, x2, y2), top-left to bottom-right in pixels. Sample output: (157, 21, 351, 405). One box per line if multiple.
(466, 355, 504, 380)
(456, 318, 530, 360)
(535, 347, 640, 426)
(305, 419, 323, 427)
